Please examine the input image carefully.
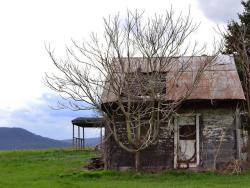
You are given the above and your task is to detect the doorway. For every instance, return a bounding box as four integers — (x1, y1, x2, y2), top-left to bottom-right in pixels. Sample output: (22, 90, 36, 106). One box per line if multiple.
(174, 114, 200, 169)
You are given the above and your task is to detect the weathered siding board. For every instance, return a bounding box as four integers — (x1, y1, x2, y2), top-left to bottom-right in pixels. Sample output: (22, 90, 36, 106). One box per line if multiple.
(105, 121, 174, 170)
(105, 120, 135, 169)
(179, 106, 236, 169)
(140, 124, 174, 170)
(201, 108, 235, 169)
(105, 103, 239, 171)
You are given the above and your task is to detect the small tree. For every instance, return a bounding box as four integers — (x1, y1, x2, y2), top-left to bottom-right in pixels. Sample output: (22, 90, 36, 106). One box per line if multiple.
(45, 9, 218, 171)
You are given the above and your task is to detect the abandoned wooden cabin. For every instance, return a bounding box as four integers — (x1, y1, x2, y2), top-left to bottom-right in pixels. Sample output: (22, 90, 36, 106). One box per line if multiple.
(73, 55, 248, 171)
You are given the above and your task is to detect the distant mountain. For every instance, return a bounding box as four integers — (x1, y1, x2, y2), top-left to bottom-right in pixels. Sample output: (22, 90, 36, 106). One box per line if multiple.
(0, 127, 72, 150)
(0, 127, 101, 150)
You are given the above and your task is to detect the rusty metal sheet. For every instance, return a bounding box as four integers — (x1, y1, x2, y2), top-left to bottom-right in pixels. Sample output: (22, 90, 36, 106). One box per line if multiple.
(101, 55, 245, 103)
(166, 68, 245, 100)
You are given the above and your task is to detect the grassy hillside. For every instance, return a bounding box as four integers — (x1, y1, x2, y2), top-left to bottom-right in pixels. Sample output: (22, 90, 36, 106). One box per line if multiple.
(1, 149, 250, 188)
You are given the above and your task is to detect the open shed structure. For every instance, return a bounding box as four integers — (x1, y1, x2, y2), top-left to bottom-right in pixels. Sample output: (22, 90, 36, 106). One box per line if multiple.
(71, 117, 104, 150)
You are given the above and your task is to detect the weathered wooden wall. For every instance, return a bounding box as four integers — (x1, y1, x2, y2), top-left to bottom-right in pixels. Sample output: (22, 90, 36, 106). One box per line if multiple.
(180, 106, 236, 170)
(104, 102, 240, 171)
(104, 121, 174, 171)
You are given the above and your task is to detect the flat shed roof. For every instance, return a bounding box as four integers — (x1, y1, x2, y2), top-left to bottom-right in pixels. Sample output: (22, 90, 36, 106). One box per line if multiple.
(72, 117, 104, 127)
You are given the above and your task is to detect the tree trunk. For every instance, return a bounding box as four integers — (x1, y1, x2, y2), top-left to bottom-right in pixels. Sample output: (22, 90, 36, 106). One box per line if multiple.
(135, 151, 140, 172)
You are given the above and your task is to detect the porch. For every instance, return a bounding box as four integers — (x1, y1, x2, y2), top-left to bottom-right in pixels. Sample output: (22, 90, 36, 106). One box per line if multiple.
(71, 117, 104, 150)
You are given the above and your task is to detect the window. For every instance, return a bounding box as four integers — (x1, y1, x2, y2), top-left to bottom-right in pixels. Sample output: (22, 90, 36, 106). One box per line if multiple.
(122, 72, 167, 97)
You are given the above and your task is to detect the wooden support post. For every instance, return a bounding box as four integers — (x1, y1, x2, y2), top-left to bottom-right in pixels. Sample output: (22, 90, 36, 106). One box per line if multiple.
(80, 134, 82, 150)
(77, 138, 79, 150)
(79, 128, 82, 150)
(100, 127, 103, 150)
(73, 124, 75, 149)
(81, 135, 83, 149)
(83, 128, 85, 148)
(78, 126, 80, 150)
(82, 127, 84, 149)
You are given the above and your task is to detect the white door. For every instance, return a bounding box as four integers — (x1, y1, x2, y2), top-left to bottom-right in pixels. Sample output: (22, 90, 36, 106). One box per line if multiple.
(174, 115, 200, 169)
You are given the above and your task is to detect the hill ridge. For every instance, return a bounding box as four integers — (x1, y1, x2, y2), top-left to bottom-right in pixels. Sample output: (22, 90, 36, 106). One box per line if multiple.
(0, 127, 99, 150)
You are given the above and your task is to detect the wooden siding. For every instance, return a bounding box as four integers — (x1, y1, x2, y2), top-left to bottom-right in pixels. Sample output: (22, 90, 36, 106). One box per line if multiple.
(104, 103, 240, 171)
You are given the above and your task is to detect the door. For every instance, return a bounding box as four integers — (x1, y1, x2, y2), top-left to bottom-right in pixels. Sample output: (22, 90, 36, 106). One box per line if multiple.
(174, 114, 200, 169)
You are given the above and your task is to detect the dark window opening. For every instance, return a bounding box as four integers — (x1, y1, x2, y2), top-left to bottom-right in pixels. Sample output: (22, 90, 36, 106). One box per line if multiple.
(179, 125, 196, 140)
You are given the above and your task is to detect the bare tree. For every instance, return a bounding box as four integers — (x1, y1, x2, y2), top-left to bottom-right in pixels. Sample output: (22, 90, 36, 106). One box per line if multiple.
(45, 9, 219, 171)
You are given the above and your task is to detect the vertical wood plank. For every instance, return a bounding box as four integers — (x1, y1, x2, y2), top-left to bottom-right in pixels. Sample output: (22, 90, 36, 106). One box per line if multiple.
(196, 114, 200, 166)
(235, 108, 241, 159)
(174, 117, 178, 169)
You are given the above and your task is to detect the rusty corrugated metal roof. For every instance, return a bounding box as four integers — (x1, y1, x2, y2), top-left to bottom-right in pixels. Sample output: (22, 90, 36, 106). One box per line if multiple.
(101, 55, 245, 103)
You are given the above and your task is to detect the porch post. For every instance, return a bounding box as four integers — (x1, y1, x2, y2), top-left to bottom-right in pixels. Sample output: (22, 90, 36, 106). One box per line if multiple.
(83, 127, 85, 148)
(78, 126, 80, 150)
(100, 127, 103, 150)
(72, 124, 75, 149)
(196, 114, 200, 166)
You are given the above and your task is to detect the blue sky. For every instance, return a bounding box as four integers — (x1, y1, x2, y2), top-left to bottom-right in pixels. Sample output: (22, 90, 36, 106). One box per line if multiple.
(0, 93, 100, 139)
(0, 0, 243, 139)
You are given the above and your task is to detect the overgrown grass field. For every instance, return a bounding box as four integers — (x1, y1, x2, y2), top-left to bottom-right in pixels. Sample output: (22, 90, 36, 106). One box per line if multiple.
(1, 149, 250, 187)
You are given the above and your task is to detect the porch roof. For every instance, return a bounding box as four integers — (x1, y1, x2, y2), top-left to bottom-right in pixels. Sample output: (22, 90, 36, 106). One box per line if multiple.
(72, 117, 104, 127)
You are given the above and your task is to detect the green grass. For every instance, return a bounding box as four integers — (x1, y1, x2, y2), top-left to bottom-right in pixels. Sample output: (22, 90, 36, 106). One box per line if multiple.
(1, 149, 250, 188)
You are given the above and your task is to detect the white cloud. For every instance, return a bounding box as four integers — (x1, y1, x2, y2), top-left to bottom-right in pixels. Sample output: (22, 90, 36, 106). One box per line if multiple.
(0, 0, 218, 109)
(0, 0, 232, 138)
(197, 0, 243, 23)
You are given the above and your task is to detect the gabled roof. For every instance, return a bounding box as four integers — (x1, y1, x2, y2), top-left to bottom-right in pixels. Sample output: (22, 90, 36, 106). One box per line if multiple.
(101, 55, 245, 103)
